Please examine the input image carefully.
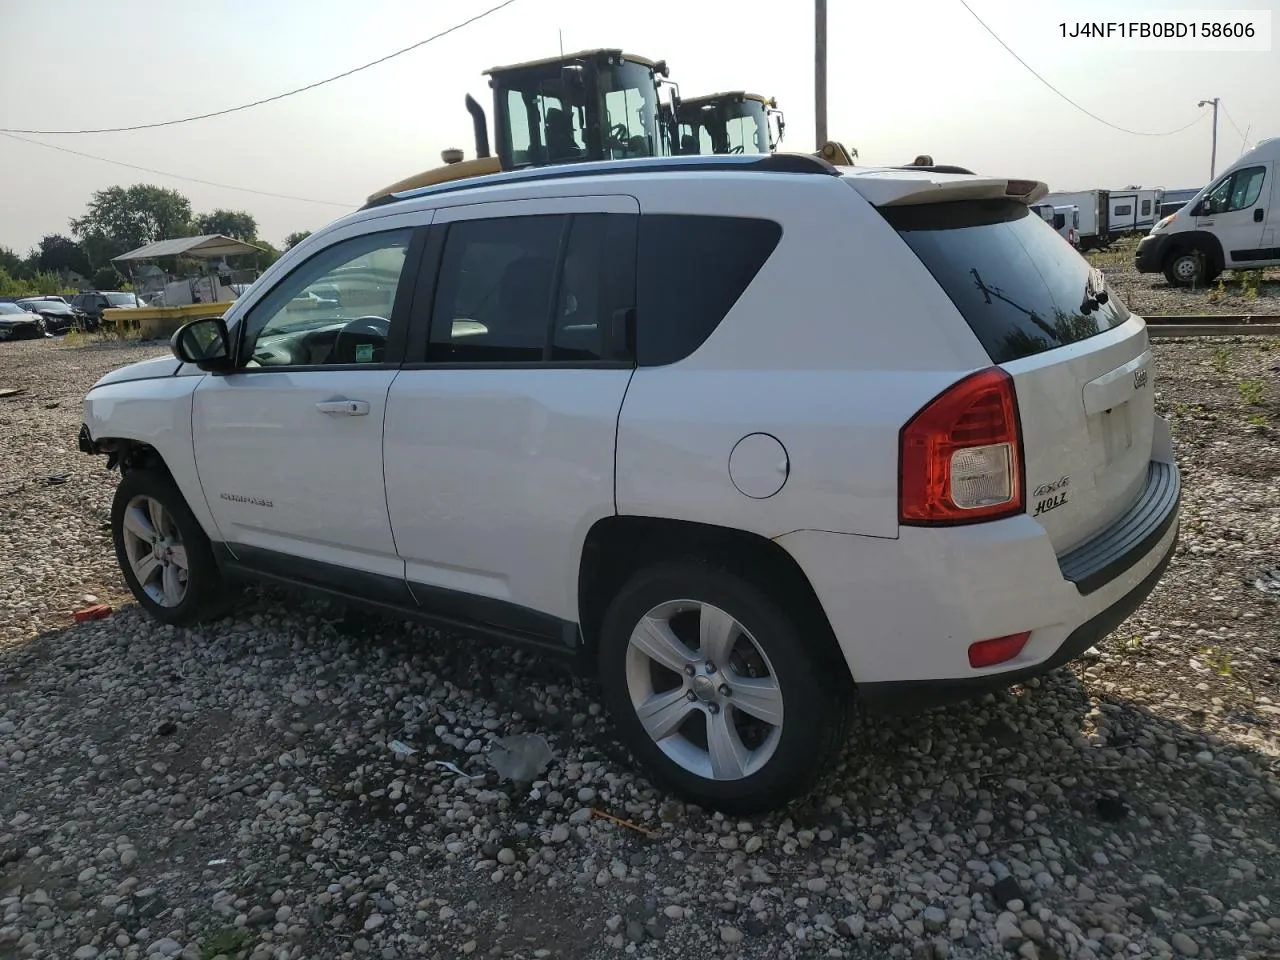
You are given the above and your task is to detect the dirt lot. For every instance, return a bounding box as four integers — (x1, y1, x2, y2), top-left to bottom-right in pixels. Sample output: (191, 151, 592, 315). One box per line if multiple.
(1085, 236, 1280, 318)
(1, 336, 1278, 960)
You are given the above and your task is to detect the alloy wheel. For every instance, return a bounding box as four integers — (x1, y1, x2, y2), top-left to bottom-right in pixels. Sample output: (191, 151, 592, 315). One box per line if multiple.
(624, 599, 783, 781)
(120, 494, 189, 607)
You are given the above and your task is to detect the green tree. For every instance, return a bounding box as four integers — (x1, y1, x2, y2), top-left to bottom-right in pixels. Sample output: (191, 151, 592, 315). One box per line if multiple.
(283, 230, 312, 250)
(0, 267, 21, 296)
(0, 246, 27, 278)
(71, 184, 194, 266)
(0, 267, 62, 296)
(92, 265, 126, 290)
(193, 208, 258, 241)
(256, 241, 282, 269)
(36, 234, 91, 277)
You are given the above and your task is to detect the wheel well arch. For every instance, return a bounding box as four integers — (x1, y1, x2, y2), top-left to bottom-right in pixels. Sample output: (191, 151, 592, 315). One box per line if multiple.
(89, 436, 173, 478)
(577, 515, 852, 685)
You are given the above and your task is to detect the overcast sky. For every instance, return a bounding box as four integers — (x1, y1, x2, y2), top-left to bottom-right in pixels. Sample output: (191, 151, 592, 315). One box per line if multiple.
(0, 0, 1276, 252)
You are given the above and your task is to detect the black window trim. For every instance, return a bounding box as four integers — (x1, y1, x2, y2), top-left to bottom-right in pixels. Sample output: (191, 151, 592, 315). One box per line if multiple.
(1226, 165, 1266, 212)
(400, 214, 639, 371)
(217, 226, 427, 376)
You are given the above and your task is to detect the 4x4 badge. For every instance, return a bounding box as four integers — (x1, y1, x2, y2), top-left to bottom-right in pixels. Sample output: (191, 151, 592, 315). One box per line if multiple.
(1134, 369, 1149, 389)
(1032, 476, 1069, 498)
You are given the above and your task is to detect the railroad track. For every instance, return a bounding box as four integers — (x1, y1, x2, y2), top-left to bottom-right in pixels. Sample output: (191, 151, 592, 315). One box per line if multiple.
(1143, 315, 1280, 337)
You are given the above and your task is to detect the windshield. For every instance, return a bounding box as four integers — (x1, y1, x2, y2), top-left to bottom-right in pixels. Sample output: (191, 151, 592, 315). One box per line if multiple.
(884, 199, 1130, 364)
(105, 292, 138, 306)
(601, 60, 660, 159)
(0, 303, 27, 315)
(677, 99, 769, 155)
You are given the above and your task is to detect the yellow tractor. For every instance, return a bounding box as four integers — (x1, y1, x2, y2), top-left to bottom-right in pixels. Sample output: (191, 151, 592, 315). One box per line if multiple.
(365, 48, 674, 206)
(672, 92, 785, 155)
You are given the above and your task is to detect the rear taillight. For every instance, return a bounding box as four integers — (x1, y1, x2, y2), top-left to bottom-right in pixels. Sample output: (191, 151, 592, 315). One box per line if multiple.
(899, 367, 1023, 525)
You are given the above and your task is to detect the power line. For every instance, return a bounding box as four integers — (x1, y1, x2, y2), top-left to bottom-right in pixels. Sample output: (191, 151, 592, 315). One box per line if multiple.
(0, 131, 356, 207)
(0, 0, 521, 136)
(955, 0, 1208, 137)
(1220, 103, 1248, 142)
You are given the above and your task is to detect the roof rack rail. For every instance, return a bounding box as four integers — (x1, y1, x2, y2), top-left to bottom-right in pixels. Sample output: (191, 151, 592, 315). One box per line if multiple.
(368, 152, 839, 208)
(891, 164, 976, 175)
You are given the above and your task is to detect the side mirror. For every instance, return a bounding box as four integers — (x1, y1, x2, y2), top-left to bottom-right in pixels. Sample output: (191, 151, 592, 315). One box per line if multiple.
(170, 316, 232, 370)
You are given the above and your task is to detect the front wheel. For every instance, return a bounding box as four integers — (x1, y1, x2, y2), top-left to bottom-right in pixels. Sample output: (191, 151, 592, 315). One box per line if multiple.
(597, 561, 849, 814)
(111, 468, 230, 625)
(1163, 248, 1219, 287)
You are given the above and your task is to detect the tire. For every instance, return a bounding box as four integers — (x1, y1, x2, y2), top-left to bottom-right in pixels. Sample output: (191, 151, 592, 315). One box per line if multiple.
(111, 467, 230, 626)
(597, 560, 849, 814)
(1163, 247, 1215, 287)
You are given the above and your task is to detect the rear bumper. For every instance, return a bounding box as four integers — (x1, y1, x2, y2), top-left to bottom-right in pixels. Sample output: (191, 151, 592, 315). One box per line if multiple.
(1135, 233, 1168, 273)
(777, 453, 1180, 712)
(857, 533, 1175, 712)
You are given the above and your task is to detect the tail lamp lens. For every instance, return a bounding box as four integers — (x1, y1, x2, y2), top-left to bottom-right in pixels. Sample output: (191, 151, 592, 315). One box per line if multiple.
(900, 367, 1023, 524)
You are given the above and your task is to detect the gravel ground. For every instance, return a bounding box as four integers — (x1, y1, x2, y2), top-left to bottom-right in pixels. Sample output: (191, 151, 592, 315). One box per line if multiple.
(2, 336, 1279, 960)
(1085, 237, 1280, 318)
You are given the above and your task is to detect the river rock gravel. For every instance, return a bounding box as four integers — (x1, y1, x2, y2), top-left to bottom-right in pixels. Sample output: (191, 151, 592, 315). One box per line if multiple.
(1, 336, 1278, 960)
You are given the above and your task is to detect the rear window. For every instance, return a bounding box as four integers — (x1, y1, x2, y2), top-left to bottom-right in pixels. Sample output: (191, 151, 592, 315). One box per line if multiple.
(883, 199, 1130, 364)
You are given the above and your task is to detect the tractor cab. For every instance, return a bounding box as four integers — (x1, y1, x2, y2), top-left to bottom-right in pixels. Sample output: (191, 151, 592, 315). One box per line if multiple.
(489, 48, 673, 168)
(364, 48, 672, 207)
(673, 92, 784, 155)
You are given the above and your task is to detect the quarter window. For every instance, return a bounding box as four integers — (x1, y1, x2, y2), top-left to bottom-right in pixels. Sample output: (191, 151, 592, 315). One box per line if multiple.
(635, 215, 783, 366)
(241, 229, 412, 367)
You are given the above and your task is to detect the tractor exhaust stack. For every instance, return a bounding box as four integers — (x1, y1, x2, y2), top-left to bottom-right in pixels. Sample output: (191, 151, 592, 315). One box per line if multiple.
(465, 95, 492, 159)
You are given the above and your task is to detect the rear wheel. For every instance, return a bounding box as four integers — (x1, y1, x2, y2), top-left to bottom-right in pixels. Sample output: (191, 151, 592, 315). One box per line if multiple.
(597, 561, 849, 814)
(112, 468, 230, 626)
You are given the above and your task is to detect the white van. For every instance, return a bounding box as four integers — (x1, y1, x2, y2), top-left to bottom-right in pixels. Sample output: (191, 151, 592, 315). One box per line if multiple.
(1030, 203, 1080, 247)
(1054, 205, 1080, 247)
(1137, 137, 1279, 286)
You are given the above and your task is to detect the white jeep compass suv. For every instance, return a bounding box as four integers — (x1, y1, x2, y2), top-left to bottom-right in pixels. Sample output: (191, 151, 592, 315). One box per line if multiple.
(79, 154, 1179, 813)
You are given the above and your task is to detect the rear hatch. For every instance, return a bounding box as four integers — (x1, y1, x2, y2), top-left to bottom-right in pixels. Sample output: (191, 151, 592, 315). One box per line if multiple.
(877, 188, 1153, 554)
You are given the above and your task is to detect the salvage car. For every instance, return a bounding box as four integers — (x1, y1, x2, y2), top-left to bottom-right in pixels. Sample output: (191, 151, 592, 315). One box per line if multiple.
(70, 291, 142, 329)
(0, 301, 48, 339)
(16, 297, 82, 334)
(78, 153, 1180, 813)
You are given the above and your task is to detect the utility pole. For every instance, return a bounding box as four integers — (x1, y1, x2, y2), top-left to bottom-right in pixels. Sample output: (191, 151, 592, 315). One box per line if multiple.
(1197, 97, 1219, 180)
(815, 0, 827, 147)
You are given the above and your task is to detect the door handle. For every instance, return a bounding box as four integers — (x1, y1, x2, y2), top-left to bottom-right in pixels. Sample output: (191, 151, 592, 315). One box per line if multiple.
(315, 399, 370, 416)
(1255, 208, 1265, 222)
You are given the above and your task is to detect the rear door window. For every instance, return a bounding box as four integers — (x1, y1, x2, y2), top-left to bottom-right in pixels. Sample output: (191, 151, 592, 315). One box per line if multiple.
(883, 199, 1130, 364)
(427, 213, 637, 364)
